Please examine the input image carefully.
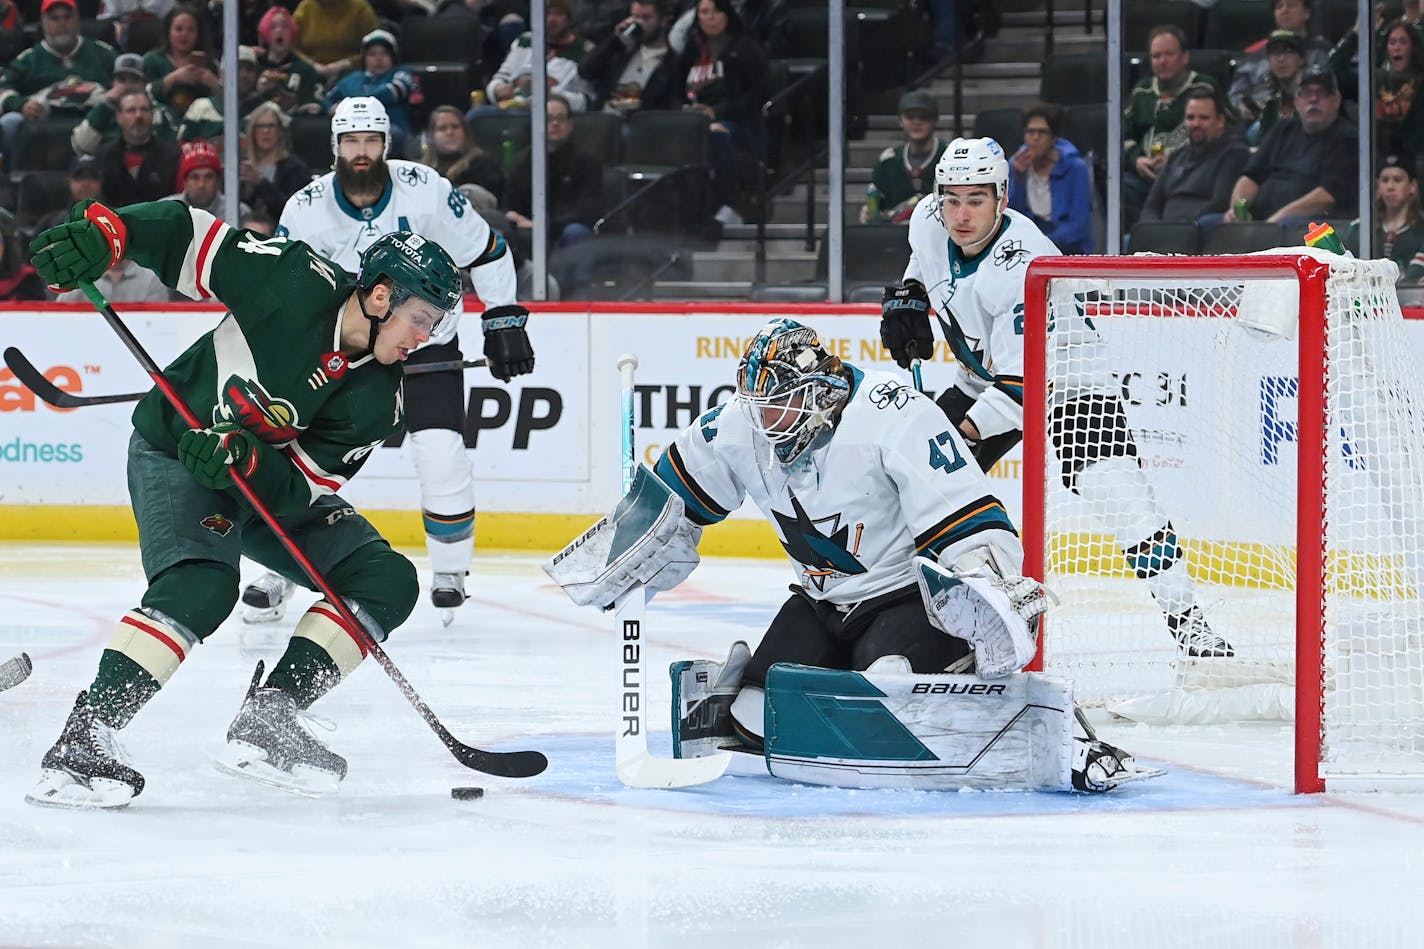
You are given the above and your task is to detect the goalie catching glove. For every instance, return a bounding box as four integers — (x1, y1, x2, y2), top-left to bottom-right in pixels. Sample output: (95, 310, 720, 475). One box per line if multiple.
(29, 199, 127, 291)
(915, 556, 1048, 678)
(879, 278, 934, 369)
(177, 423, 262, 490)
(543, 464, 702, 608)
(481, 305, 535, 382)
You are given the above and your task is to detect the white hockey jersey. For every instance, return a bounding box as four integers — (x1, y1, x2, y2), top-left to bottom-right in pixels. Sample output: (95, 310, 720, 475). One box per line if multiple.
(903, 202, 1060, 440)
(655, 367, 1022, 606)
(278, 159, 517, 347)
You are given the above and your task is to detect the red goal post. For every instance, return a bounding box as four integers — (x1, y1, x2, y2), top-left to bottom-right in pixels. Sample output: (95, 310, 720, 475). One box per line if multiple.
(1021, 252, 1424, 794)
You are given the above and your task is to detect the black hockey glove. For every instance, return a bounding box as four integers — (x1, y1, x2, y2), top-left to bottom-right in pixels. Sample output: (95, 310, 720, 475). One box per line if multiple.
(481, 305, 535, 382)
(879, 279, 934, 369)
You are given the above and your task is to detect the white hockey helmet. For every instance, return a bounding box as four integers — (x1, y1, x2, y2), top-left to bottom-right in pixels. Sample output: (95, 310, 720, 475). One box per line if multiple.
(330, 96, 390, 159)
(935, 136, 1009, 200)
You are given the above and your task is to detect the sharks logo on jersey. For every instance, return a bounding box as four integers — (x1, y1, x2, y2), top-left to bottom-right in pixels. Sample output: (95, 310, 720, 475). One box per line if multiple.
(992, 239, 1029, 271)
(296, 181, 326, 206)
(773, 493, 867, 591)
(397, 165, 429, 188)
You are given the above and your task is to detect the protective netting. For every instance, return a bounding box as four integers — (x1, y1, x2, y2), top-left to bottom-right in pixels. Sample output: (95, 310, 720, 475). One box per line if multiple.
(1032, 250, 1424, 781)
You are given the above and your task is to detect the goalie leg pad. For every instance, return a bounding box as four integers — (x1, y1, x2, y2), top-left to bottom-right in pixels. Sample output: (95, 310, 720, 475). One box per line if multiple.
(544, 465, 702, 608)
(763, 664, 1075, 791)
(671, 641, 751, 759)
(915, 558, 1045, 678)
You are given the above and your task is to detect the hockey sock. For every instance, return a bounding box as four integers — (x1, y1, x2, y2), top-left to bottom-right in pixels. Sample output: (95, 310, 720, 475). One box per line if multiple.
(89, 608, 201, 727)
(264, 602, 365, 709)
(409, 428, 476, 575)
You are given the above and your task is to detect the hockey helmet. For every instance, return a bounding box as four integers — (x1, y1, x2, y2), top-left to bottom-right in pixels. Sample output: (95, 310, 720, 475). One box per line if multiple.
(357, 231, 463, 334)
(331, 96, 391, 159)
(736, 318, 850, 465)
(935, 136, 1009, 200)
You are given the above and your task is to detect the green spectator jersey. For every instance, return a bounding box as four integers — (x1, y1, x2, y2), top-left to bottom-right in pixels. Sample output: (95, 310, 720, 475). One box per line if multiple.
(0, 37, 118, 114)
(119, 200, 405, 520)
(867, 138, 949, 221)
(1122, 70, 1214, 166)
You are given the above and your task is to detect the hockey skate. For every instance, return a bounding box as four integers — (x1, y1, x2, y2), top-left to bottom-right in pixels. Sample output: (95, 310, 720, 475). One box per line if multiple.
(25, 691, 145, 809)
(430, 572, 466, 627)
(1072, 737, 1165, 792)
(214, 662, 347, 796)
(1168, 606, 1234, 658)
(241, 573, 296, 624)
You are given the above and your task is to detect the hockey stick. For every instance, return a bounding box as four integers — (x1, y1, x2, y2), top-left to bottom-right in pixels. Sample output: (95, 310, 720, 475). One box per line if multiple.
(72, 282, 547, 780)
(0, 653, 32, 693)
(612, 353, 731, 788)
(5, 347, 489, 410)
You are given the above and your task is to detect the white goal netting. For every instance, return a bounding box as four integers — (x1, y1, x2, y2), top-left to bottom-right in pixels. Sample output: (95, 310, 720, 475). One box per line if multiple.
(1027, 249, 1424, 786)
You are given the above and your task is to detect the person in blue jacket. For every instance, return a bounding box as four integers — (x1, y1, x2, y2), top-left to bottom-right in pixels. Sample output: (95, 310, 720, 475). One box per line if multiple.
(1006, 103, 1095, 254)
(324, 29, 420, 157)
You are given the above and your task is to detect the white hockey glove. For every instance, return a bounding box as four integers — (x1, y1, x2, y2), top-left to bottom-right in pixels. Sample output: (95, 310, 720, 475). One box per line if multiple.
(914, 556, 1048, 679)
(544, 464, 702, 608)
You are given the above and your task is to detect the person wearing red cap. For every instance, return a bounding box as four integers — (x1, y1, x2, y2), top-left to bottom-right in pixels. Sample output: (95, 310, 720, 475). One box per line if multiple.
(165, 140, 249, 220)
(0, 0, 117, 154)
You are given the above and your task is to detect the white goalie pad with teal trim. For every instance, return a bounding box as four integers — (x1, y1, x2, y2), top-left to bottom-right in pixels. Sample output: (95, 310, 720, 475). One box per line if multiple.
(763, 663, 1075, 791)
(544, 464, 702, 608)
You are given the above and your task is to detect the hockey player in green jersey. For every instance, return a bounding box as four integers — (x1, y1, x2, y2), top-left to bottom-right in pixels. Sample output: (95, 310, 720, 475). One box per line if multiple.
(24, 198, 464, 809)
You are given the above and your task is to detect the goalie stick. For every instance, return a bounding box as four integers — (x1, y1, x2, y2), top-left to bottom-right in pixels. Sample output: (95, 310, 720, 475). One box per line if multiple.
(4, 347, 488, 410)
(612, 353, 731, 789)
(68, 282, 546, 780)
(0, 653, 32, 692)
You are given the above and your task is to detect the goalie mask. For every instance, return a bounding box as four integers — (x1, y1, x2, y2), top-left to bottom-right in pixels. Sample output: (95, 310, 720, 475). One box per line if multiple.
(736, 318, 850, 465)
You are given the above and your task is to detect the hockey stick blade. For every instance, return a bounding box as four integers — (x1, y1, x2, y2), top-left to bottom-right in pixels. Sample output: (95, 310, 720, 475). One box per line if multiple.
(617, 748, 732, 789)
(0, 652, 33, 692)
(452, 743, 548, 779)
(4, 347, 147, 407)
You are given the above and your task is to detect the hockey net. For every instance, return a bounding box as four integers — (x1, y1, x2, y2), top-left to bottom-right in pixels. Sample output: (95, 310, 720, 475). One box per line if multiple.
(1021, 250, 1424, 792)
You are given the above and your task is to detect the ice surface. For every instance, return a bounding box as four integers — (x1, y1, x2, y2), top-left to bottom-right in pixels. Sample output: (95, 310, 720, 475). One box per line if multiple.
(3, 544, 1424, 948)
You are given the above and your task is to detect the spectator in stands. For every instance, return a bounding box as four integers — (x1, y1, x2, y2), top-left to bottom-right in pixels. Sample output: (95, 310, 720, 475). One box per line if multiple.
(434, 0, 529, 75)
(418, 105, 505, 205)
(1228, 0, 1330, 122)
(1007, 102, 1094, 254)
(672, 0, 768, 226)
(237, 102, 314, 220)
(1240, 30, 1308, 146)
(504, 93, 603, 258)
(254, 7, 326, 115)
(98, 0, 177, 54)
(579, 0, 681, 114)
(1222, 68, 1357, 228)
(577, 0, 629, 41)
(481, 0, 595, 113)
(0, 0, 24, 65)
(0, 211, 48, 302)
(165, 140, 249, 220)
(98, 89, 182, 206)
(325, 29, 420, 154)
(1140, 85, 1249, 227)
(294, 0, 380, 82)
(1330, 17, 1424, 152)
(35, 155, 107, 234)
(144, 4, 221, 118)
(1121, 24, 1215, 226)
(56, 257, 172, 302)
(0, 0, 118, 154)
(862, 88, 946, 224)
(669, 0, 793, 60)
(1345, 150, 1424, 279)
(73, 53, 180, 156)
(177, 45, 269, 145)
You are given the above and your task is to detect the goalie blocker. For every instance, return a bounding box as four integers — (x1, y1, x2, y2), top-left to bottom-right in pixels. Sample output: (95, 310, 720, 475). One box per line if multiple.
(672, 649, 1162, 793)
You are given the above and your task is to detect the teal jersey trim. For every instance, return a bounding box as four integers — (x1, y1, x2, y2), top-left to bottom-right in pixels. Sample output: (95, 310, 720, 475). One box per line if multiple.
(334, 174, 395, 223)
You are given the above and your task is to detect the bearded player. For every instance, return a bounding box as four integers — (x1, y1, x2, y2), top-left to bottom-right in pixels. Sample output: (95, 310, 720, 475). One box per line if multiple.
(242, 96, 534, 626)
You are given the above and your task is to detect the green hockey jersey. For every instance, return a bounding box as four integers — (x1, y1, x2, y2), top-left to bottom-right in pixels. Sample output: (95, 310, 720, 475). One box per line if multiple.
(120, 201, 404, 520)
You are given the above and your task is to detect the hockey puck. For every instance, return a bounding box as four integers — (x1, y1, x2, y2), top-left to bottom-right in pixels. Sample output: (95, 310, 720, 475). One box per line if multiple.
(450, 786, 484, 800)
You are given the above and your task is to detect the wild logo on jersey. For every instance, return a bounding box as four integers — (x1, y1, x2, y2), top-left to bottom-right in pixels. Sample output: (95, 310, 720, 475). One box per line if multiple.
(773, 493, 867, 591)
(217, 376, 302, 444)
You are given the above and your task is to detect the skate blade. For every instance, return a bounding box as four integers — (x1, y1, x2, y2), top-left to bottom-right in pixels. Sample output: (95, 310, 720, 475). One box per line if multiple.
(24, 769, 135, 810)
(241, 605, 285, 625)
(438, 608, 455, 627)
(213, 743, 341, 798)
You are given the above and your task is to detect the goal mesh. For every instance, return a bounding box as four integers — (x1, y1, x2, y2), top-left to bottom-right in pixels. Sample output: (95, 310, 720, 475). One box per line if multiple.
(1022, 250, 1424, 791)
